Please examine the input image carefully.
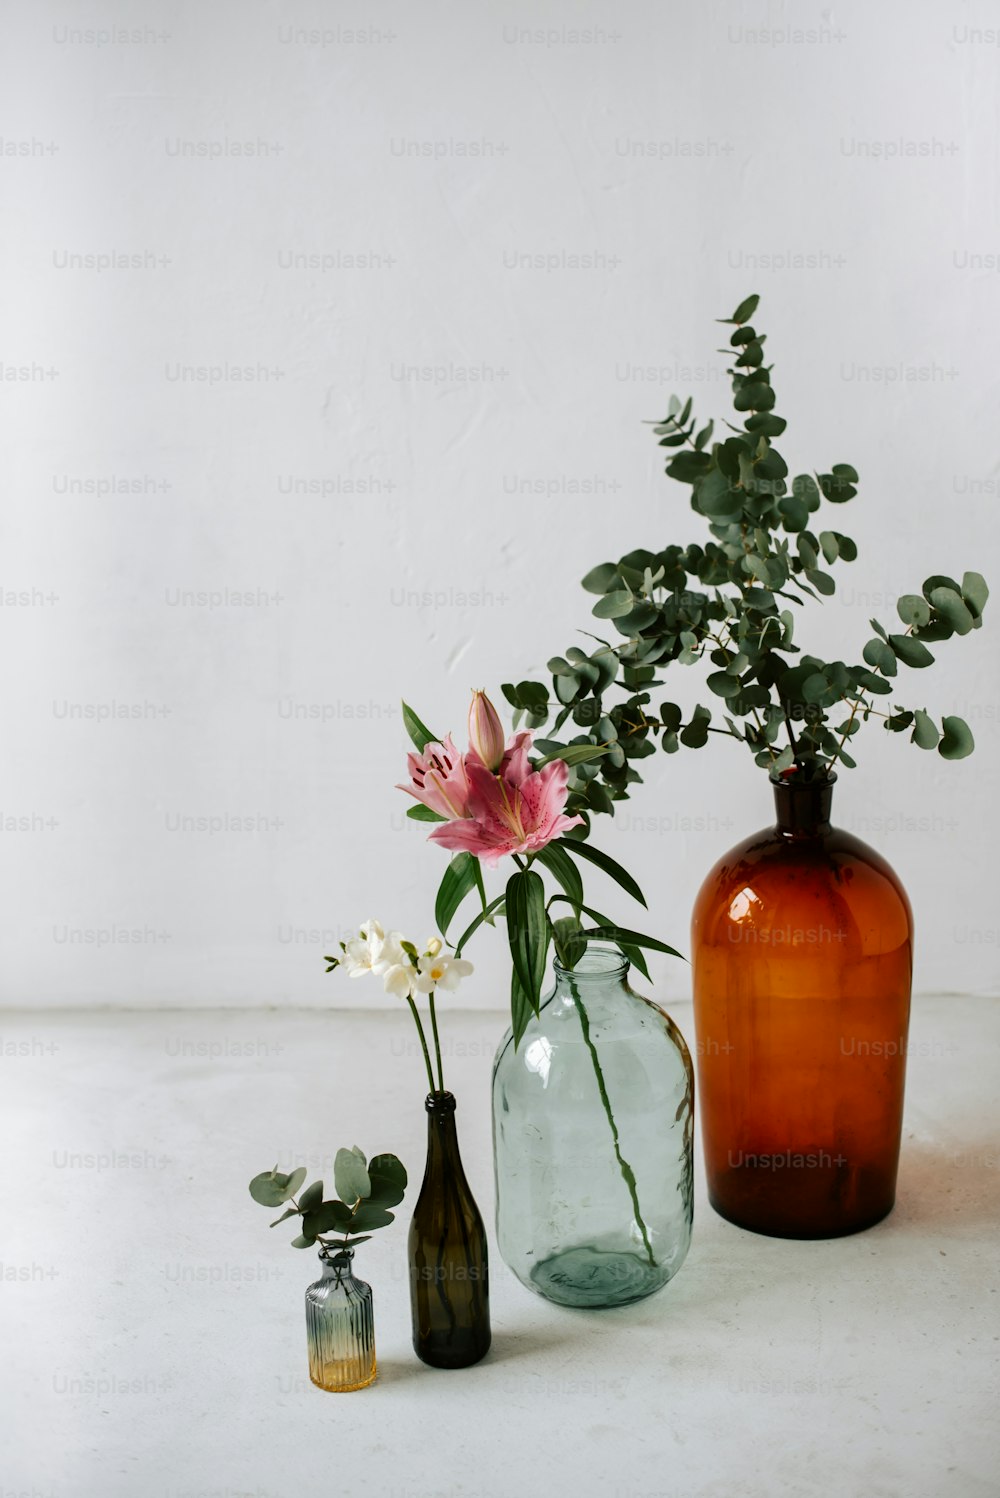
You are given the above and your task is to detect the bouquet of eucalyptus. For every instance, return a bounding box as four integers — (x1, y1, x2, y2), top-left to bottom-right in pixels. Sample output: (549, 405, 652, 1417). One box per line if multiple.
(500, 294, 987, 817)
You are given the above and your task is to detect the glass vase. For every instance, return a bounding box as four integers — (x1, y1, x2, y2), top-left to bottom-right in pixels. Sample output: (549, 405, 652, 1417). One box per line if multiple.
(691, 771, 913, 1239)
(492, 946, 694, 1309)
(408, 1091, 491, 1368)
(304, 1247, 376, 1392)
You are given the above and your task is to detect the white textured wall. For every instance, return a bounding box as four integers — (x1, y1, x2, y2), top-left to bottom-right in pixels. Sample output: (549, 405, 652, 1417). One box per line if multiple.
(3, 0, 998, 1007)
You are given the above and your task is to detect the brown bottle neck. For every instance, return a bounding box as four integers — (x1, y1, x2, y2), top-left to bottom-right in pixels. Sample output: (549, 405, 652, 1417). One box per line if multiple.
(771, 774, 835, 837)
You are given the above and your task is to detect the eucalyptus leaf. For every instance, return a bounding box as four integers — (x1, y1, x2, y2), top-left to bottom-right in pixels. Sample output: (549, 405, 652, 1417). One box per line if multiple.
(938, 715, 974, 760)
(581, 562, 619, 594)
(911, 710, 939, 750)
(928, 587, 974, 635)
(298, 1180, 323, 1215)
(889, 634, 935, 669)
(334, 1148, 371, 1206)
(961, 571, 989, 619)
(593, 590, 636, 620)
(367, 1154, 408, 1209)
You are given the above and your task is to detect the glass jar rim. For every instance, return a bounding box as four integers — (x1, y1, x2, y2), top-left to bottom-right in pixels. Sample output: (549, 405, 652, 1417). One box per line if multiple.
(553, 943, 629, 979)
(319, 1244, 355, 1262)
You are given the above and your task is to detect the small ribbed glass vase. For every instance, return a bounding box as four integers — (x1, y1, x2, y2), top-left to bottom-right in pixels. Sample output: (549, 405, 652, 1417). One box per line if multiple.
(304, 1247, 376, 1392)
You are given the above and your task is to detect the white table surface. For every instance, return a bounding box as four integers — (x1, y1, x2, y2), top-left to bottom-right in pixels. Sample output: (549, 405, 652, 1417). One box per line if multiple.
(4, 997, 998, 1498)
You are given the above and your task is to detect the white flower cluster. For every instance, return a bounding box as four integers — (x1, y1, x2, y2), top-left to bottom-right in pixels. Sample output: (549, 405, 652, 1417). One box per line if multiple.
(341, 919, 473, 1001)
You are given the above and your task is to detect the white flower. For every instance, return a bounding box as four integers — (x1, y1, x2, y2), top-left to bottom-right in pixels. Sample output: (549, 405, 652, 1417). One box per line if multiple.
(414, 951, 474, 993)
(383, 962, 418, 1000)
(341, 918, 399, 978)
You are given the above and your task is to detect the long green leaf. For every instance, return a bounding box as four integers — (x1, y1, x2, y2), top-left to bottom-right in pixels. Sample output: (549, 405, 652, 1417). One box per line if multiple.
(534, 842, 584, 909)
(471, 855, 489, 916)
(454, 893, 506, 956)
(547, 896, 651, 981)
(581, 925, 685, 960)
(401, 700, 439, 752)
(407, 803, 446, 823)
(510, 967, 536, 1051)
(435, 853, 479, 941)
(556, 837, 647, 908)
(534, 743, 614, 769)
(506, 869, 548, 1013)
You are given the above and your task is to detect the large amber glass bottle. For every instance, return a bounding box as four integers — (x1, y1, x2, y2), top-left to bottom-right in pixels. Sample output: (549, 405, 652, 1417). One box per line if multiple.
(408, 1092, 491, 1368)
(691, 772, 913, 1239)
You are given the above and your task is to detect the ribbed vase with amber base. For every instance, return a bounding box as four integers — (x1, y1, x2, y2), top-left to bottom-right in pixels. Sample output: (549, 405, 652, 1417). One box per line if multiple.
(305, 1248, 376, 1392)
(692, 772, 913, 1240)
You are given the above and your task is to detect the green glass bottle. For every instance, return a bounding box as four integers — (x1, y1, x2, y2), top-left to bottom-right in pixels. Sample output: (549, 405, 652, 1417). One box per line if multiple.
(408, 1091, 491, 1368)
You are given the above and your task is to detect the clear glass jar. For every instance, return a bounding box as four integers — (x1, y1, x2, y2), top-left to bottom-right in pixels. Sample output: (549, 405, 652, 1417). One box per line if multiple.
(492, 946, 694, 1309)
(304, 1247, 376, 1392)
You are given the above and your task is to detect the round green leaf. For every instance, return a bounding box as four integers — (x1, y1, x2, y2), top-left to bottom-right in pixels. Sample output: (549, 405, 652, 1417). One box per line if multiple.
(792, 474, 821, 511)
(921, 574, 961, 602)
(939, 715, 974, 760)
(896, 595, 931, 628)
(911, 710, 939, 750)
(249, 1166, 306, 1208)
(929, 587, 974, 636)
(298, 1180, 324, 1215)
(961, 571, 989, 619)
(802, 672, 832, 704)
(367, 1154, 408, 1210)
(304, 1200, 352, 1237)
(349, 1204, 395, 1233)
(863, 638, 897, 677)
(334, 1148, 371, 1205)
(592, 590, 635, 620)
(805, 568, 836, 596)
(780, 496, 809, 532)
(707, 670, 742, 698)
(889, 634, 935, 669)
(581, 562, 619, 595)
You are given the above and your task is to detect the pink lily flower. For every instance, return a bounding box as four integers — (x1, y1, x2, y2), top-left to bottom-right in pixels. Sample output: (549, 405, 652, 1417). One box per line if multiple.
(428, 731, 583, 867)
(397, 734, 474, 821)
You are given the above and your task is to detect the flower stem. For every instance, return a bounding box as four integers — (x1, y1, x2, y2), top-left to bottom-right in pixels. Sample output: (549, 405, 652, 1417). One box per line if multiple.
(567, 979, 657, 1268)
(406, 996, 437, 1095)
(428, 991, 445, 1092)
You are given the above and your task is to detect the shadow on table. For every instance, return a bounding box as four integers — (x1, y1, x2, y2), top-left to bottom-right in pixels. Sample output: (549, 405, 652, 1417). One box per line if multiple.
(374, 1324, 584, 1382)
(890, 1138, 1000, 1232)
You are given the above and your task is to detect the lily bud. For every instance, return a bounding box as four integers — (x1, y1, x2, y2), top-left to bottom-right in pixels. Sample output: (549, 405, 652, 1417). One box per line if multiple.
(425, 937, 443, 957)
(468, 690, 505, 772)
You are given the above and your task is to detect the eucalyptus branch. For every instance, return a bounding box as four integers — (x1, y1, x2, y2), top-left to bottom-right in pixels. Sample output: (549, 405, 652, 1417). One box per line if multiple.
(501, 292, 986, 804)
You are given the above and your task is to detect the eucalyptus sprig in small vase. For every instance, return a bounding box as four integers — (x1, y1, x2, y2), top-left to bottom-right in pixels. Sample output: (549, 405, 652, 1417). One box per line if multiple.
(248, 1146, 407, 1392)
(327, 925, 491, 1368)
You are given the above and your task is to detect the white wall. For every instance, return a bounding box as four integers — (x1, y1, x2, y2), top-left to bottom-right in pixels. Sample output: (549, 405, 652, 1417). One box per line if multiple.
(3, 0, 998, 1008)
